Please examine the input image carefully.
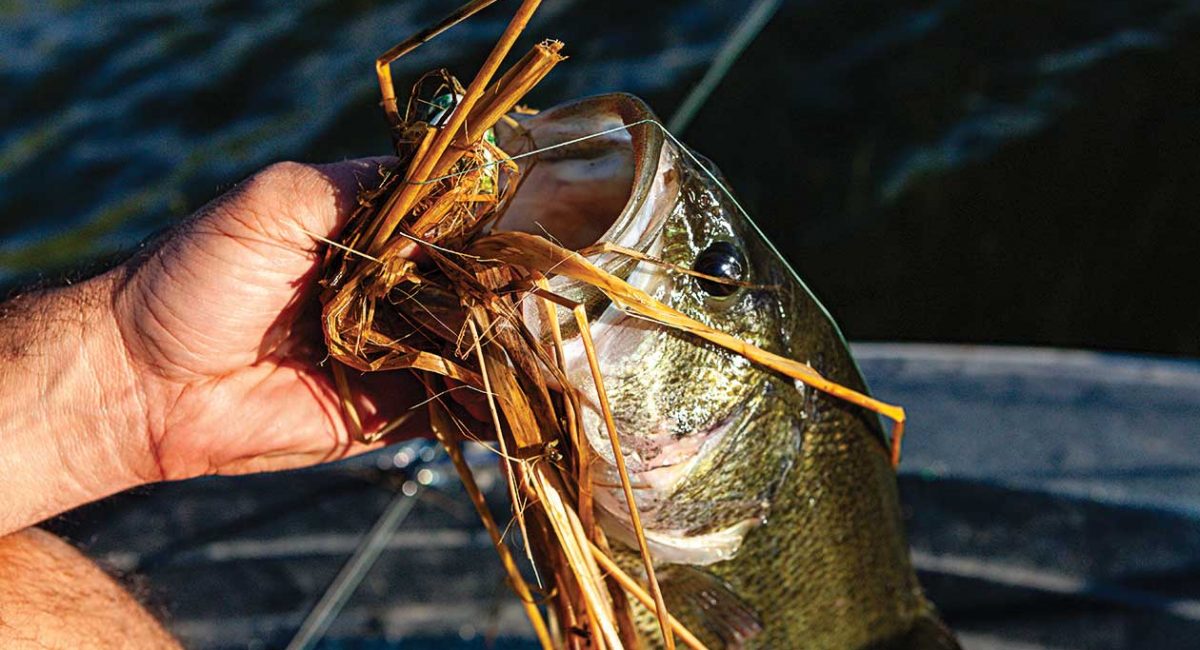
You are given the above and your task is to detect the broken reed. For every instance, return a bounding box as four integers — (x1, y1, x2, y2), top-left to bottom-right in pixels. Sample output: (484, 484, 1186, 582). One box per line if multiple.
(318, 16, 686, 649)
(318, 1, 910, 647)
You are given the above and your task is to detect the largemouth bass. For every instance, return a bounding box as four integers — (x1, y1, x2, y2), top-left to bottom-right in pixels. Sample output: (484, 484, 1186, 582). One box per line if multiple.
(493, 95, 959, 650)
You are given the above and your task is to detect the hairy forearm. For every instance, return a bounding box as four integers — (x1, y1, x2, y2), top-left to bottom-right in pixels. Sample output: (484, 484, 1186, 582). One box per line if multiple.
(0, 271, 149, 536)
(0, 160, 406, 535)
(0, 528, 182, 648)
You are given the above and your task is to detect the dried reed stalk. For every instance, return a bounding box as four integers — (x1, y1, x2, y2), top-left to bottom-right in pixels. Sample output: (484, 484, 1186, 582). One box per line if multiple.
(473, 233, 909, 466)
(318, 2, 909, 648)
(322, 7, 680, 644)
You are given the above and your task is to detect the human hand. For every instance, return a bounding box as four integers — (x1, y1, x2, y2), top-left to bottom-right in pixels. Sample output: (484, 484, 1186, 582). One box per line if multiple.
(0, 158, 439, 535)
(109, 159, 425, 481)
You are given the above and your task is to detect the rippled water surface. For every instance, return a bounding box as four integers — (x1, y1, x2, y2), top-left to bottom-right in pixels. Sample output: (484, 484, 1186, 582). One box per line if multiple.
(2, 0, 1199, 353)
(0, 1, 740, 269)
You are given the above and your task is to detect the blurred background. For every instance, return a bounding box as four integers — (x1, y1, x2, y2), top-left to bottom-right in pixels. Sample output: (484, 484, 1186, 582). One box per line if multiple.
(3, 1, 1199, 649)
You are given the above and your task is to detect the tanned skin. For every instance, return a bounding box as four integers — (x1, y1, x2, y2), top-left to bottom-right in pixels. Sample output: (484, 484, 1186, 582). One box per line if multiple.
(0, 159, 427, 648)
(0, 530, 181, 649)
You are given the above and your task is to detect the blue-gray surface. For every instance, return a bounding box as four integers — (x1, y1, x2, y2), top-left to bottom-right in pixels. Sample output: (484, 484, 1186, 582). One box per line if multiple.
(858, 345, 1200, 650)
(48, 344, 1200, 650)
(860, 344, 1200, 518)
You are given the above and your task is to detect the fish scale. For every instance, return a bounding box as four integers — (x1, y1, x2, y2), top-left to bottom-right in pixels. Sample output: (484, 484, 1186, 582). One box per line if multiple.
(496, 93, 957, 649)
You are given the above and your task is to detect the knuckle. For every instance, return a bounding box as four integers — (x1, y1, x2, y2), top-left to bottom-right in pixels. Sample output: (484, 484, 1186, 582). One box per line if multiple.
(194, 160, 335, 247)
(233, 161, 320, 225)
(252, 161, 317, 198)
(259, 160, 334, 213)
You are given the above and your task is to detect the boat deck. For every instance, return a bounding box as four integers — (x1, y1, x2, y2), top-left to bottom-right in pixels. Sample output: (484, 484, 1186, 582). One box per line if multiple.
(47, 344, 1200, 649)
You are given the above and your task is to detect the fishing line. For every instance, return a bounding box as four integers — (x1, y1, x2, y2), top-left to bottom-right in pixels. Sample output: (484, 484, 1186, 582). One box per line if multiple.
(407, 383, 496, 411)
(386, 114, 906, 460)
(408, 116, 852, 355)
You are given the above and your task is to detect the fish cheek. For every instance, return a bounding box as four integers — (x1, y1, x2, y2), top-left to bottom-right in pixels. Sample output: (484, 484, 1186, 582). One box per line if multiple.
(657, 377, 804, 536)
(661, 281, 815, 534)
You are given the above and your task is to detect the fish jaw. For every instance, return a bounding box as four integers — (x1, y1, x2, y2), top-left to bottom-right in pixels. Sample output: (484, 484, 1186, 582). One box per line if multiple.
(588, 409, 764, 567)
(598, 506, 759, 567)
(556, 272, 767, 565)
(500, 94, 774, 567)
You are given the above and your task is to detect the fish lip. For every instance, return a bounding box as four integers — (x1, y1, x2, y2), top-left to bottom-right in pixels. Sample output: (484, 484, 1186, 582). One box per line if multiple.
(629, 407, 741, 476)
(592, 95, 669, 258)
(543, 94, 668, 257)
(538, 94, 673, 277)
(590, 408, 761, 567)
(511, 95, 679, 347)
(587, 381, 744, 501)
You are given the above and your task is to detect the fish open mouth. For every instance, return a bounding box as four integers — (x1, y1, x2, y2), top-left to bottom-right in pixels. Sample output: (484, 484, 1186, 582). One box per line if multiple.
(492, 93, 674, 275)
(492, 93, 693, 474)
(492, 95, 761, 566)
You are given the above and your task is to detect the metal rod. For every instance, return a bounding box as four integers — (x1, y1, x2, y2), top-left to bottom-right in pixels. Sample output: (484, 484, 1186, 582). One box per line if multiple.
(286, 484, 422, 650)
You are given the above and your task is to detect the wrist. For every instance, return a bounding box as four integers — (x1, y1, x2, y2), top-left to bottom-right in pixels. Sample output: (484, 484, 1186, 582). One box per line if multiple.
(82, 269, 161, 485)
(0, 270, 154, 532)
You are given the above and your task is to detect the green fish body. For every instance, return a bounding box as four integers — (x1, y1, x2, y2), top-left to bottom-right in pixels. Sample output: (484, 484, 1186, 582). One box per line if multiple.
(496, 95, 959, 650)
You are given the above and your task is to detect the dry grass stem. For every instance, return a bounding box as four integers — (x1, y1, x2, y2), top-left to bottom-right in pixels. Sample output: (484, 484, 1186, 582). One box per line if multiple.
(589, 542, 711, 650)
(573, 303, 676, 649)
(470, 232, 909, 465)
(318, 2, 909, 647)
(427, 397, 554, 650)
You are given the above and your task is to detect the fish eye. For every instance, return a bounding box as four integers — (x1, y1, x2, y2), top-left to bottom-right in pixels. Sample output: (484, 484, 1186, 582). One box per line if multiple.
(692, 241, 746, 297)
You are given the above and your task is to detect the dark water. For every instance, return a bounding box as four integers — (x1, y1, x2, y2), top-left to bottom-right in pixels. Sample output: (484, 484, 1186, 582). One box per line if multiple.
(2, 0, 1199, 355)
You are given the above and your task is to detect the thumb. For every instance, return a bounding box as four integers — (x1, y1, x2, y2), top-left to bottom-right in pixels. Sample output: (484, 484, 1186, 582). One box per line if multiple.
(200, 157, 399, 257)
(308, 156, 399, 237)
